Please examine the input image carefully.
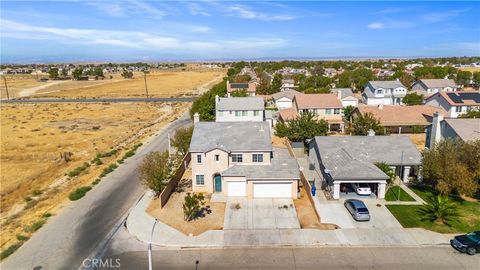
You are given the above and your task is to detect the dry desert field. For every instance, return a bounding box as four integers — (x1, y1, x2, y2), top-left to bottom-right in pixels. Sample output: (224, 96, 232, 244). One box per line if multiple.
(1, 69, 225, 99)
(458, 67, 480, 73)
(0, 102, 188, 248)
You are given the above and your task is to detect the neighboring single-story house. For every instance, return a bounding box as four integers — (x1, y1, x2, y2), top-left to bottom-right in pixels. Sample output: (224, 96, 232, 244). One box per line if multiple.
(331, 88, 359, 107)
(352, 104, 447, 134)
(308, 136, 422, 199)
(215, 96, 265, 122)
(411, 79, 459, 97)
(271, 89, 302, 110)
(189, 118, 300, 199)
(426, 113, 480, 148)
(425, 91, 480, 118)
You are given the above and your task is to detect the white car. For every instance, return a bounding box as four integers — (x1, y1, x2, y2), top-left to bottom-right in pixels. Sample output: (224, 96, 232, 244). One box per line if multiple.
(351, 183, 372, 196)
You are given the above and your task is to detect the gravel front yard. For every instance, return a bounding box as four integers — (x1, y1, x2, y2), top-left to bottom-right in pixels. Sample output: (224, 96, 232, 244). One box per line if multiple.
(294, 188, 338, 230)
(147, 175, 225, 236)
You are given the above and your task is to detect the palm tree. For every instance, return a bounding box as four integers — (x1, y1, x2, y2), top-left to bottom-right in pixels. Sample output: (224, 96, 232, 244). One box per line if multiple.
(418, 195, 460, 225)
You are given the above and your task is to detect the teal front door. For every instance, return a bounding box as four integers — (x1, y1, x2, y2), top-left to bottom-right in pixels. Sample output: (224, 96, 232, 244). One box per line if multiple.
(214, 175, 222, 192)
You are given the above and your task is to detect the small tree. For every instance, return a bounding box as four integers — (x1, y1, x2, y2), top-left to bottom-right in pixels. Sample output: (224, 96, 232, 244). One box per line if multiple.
(72, 68, 83, 80)
(139, 151, 173, 197)
(230, 89, 248, 97)
(418, 195, 459, 225)
(182, 192, 205, 221)
(402, 92, 424, 106)
(171, 126, 193, 157)
(343, 105, 355, 122)
(270, 73, 282, 93)
(351, 112, 385, 135)
(456, 70, 472, 86)
(274, 111, 328, 142)
(374, 162, 396, 184)
(61, 68, 68, 77)
(48, 68, 59, 79)
(121, 70, 133, 79)
(458, 110, 480, 118)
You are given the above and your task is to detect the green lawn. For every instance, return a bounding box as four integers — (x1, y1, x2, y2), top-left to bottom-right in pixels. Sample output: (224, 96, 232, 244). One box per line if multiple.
(385, 186, 415, 201)
(386, 185, 480, 233)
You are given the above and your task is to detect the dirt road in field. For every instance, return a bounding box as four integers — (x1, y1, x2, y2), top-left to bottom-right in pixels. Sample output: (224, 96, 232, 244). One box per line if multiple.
(17, 81, 66, 97)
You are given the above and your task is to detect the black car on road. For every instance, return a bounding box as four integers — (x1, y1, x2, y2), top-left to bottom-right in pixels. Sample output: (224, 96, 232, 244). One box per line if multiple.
(450, 231, 480, 255)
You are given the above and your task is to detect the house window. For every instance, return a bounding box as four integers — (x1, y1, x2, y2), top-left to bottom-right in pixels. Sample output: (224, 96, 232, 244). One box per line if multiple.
(195, 175, 205, 185)
(325, 109, 332, 115)
(235, 111, 241, 117)
(196, 154, 202, 164)
(231, 154, 243, 163)
(253, 110, 259, 116)
(214, 154, 220, 162)
(252, 154, 263, 163)
(455, 106, 462, 113)
(334, 108, 340, 115)
(376, 90, 383, 94)
(242, 110, 248, 116)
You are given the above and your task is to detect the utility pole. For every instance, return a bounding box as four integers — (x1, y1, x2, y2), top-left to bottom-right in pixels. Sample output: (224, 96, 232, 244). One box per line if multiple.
(143, 71, 149, 99)
(3, 76, 10, 100)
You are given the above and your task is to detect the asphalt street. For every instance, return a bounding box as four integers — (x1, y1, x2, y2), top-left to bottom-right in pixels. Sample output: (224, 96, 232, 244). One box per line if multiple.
(99, 246, 480, 270)
(1, 97, 196, 103)
(0, 112, 192, 270)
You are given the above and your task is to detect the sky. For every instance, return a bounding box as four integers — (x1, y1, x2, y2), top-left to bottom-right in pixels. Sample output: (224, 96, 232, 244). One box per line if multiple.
(1, 1, 479, 63)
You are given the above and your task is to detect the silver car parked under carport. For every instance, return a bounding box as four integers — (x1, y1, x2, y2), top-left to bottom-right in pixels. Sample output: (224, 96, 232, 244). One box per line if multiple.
(344, 199, 371, 221)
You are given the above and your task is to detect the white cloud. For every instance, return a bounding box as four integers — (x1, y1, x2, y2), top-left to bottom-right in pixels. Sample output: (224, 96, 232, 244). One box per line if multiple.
(86, 0, 168, 18)
(367, 22, 384, 29)
(224, 4, 295, 21)
(422, 9, 469, 23)
(187, 2, 211, 16)
(0, 19, 286, 54)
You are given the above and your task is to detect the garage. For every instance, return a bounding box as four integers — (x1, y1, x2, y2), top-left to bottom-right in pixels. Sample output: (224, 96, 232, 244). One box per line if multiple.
(253, 182, 292, 198)
(227, 181, 246, 196)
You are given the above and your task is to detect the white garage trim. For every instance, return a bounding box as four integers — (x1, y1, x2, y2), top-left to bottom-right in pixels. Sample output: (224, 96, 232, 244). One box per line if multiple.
(253, 182, 292, 198)
(227, 181, 246, 197)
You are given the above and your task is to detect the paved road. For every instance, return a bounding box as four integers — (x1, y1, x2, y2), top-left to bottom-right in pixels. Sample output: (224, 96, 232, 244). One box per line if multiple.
(99, 246, 479, 270)
(1, 97, 196, 103)
(1, 113, 193, 270)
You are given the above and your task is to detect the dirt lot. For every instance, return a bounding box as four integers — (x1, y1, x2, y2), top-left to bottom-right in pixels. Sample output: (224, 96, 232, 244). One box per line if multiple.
(1, 69, 225, 99)
(147, 170, 225, 236)
(294, 188, 338, 230)
(392, 133, 426, 151)
(458, 67, 480, 73)
(271, 135, 287, 148)
(0, 102, 188, 248)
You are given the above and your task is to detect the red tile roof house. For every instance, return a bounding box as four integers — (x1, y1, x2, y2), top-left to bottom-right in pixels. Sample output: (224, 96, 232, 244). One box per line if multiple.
(352, 104, 447, 134)
(226, 80, 257, 97)
(278, 93, 345, 132)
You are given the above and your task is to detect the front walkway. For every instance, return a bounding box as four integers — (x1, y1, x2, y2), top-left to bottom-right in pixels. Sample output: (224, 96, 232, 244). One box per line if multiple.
(224, 198, 300, 230)
(127, 191, 451, 248)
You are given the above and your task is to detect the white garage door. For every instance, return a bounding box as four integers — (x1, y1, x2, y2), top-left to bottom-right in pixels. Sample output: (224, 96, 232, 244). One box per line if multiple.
(227, 181, 246, 196)
(253, 183, 292, 198)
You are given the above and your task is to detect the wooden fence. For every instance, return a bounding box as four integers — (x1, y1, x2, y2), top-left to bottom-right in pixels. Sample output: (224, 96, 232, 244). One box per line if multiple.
(158, 153, 191, 208)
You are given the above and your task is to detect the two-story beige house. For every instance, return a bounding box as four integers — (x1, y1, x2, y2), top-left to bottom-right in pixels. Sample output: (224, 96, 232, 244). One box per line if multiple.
(278, 93, 344, 132)
(189, 118, 300, 198)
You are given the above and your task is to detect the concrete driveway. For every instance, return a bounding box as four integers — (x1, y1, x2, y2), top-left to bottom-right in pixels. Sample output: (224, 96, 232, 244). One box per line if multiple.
(318, 199, 402, 229)
(224, 198, 300, 229)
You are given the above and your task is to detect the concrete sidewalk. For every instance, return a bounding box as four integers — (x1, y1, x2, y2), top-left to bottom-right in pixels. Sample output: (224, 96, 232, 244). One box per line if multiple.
(126, 191, 451, 249)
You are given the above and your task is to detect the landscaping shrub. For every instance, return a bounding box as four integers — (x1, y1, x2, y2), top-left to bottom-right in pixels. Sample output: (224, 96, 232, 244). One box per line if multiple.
(68, 162, 90, 177)
(42, 212, 52, 218)
(100, 164, 118, 177)
(182, 192, 205, 221)
(16, 234, 29, 241)
(97, 149, 118, 158)
(68, 186, 92, 201)
(31, 189, 42, 196)
(0, 243, 22, 260)
(24, 219, 46, 233)
(24, 196, 32, 202)
(92, 178, 101, 185)
(123, 150, 135, 159)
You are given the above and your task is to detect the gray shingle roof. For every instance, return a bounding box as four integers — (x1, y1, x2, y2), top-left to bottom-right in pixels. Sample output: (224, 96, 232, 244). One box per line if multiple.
(216, 97, 264, 111)
(189, 122, 272, 153)
(312, 136, 422, 166)
(222, 148, 300, 180)
(332, 88, 354, 99)
(444, 118, 480, 141)
(321, 148, 388, 180)
(368, 80, 406, 90)
(272, 89, 302, 101)
(419, 79, 457, 89)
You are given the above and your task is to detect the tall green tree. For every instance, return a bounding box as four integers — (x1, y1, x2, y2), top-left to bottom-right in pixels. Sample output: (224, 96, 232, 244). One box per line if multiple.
(402, 92, 424, 105)
(422, 139, 478, 197)
(72, 68, 83, 80)
(274, 111, 329, 142)
(343, 105, 355, 122)
(139, 150, 174, 197)
(170, 126, 194, 157)
(270, 73, 283, 93)
(351, 112, 385, 135)
(472, 72, 480, 88)
(94, 66, 104, 77)
(61, 68, 68, 77)
(48, 68, 59, 79)
(456, 70, 472, 85)
(190, 80, 227, 121)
